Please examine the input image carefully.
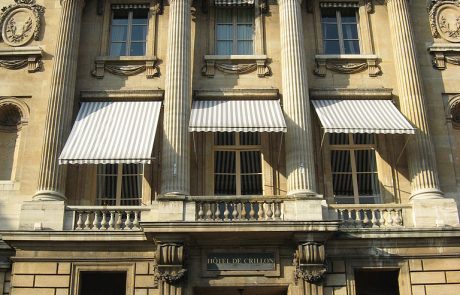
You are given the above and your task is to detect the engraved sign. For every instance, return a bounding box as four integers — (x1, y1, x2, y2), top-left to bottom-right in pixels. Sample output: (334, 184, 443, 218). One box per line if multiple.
(206, 253, 276, 271)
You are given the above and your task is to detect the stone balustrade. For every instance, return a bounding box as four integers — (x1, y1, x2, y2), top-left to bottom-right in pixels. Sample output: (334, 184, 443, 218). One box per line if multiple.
(67, 206, 150, 230)
(329, 204, 412, 228)
(192, 196, 284, 222)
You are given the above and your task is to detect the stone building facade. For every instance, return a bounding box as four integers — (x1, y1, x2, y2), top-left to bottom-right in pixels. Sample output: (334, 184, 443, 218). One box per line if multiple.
(1, 0, 460, 294)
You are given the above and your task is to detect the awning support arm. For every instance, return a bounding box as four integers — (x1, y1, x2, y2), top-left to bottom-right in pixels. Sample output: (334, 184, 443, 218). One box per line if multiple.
(396, 135, 411, 165)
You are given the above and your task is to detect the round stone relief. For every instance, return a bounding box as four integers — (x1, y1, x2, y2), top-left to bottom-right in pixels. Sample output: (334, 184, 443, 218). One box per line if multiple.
(436, 2, 460, 42)
(0, 0, 45, 47)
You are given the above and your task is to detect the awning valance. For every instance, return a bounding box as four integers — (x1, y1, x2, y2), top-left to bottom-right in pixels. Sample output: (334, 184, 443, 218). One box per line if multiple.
(59, 101, 162, 164)
(214, 0, 255, 7)
(189, 100, 287, 132)
(311, 99, 415, 134)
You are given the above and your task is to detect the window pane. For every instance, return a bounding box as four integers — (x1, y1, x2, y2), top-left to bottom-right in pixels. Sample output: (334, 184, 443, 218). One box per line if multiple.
(324, 40, 341, 54)
(237, 24, 253, 40)
(331, 150, 351, 173)
(321, 9, 337, 22)
(344, 40, 360, 54)
(215, 174, 236, 195)
(111, 26, 128, 42)
(130, 42, 146, 56)
(215, 132, 235, 145)
(342, 23, 359, 39)
(332, 173, 354, 196)
(112, 10, 129, 25)
(353, 134, 374, 145)
(121, 175, 141, 198)
(237, 8, 253, 23)
(354, 150, 377, 173)
(97, 175, 117, 201)
(340, 9, 358, 23)
(216, 41, 233, 55)
(241, 174, 262, 195)
(237, 41, 253, 55)
(359, 195, 380, 204)
(216, 25, 233, 40)
(357, 173, 380, 196)
(122, 164, 141, 175)
(216, 8, 232, 23)
(110, 42, 126, 56)
(132, 9, 148, 25)
(330, 134, 349, 145)
(241, 151, 261, 173)
(215, 151, 236, 173)
(322, 23, 339, 39)
(240, 132, 260, 145)
(334, 196, 355, 204)
(0, 132, 18, 180)
(131, 25, 147, 41)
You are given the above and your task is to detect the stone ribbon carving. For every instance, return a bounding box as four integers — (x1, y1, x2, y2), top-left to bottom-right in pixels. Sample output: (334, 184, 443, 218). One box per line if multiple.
(154, 243, 187, 285)
(294, 242, 327, 284)
(429, 0, 460, 42)
(0, 0, 44, 47)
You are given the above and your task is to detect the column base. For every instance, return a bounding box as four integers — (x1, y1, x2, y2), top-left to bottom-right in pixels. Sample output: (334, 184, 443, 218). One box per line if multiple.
(410, 188, 444, 200)
(33, 190, 67, 202)
(411, 198, 459, 228)
(18, 200, 66, 230)
(287, 189, 320, 198)
(284, 198, 327, 221)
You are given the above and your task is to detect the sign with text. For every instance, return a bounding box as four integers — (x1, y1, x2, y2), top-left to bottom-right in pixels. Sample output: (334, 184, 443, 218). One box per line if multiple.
(206, 253, 276, 271)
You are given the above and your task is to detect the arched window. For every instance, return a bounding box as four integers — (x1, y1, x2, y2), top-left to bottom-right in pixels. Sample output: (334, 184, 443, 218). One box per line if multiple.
(0, 99, 28, 182)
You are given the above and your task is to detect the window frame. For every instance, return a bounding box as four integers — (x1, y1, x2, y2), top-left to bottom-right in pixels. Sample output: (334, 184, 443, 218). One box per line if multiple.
(212, 132, 263, 196)
(328, 133, 381, 204)
(215, 7, 255, 55)
(109, 8, 149, 56)
(321, 8, 361, 55)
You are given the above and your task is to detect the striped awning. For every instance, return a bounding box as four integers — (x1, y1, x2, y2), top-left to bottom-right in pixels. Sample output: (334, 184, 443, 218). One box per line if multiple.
(214, 0, 255, 6)
(189, 100, 287, 132)
(59, 101, 162, 164)
(311, 100, 415, 134)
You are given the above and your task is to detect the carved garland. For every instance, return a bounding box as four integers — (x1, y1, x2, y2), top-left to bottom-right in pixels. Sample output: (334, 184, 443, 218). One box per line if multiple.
(0, 0, 45, 47)
(429, 0, 460, 43)
(154, 243, 187, 286)
(293, 242, 327, 284)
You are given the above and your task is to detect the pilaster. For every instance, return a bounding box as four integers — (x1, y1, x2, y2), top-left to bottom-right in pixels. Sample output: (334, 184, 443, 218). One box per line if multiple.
(161, 0, 192, 196)
(278, 0, 317, 197)
(34, 0, 85, 201)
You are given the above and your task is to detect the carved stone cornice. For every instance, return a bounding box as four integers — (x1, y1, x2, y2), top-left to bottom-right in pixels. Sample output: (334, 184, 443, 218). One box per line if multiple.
(154, 243, 187, 285)
(293, 242, 327, 284)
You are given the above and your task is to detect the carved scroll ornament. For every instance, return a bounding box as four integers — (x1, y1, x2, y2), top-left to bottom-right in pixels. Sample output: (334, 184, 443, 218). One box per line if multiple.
(293, 242, 327, 284)
(0, 0, 45, 47)
(429, 0, 460, 43)
(154, 243, 187, 285)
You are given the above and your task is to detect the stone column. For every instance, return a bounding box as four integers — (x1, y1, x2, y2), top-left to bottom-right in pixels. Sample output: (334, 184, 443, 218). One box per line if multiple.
(154, 243, 187, 295)
(34, 0, 85, 201)
(161, 0, 191, 196)
(386, 0, 443, 200)
(278, 0, 317, 196)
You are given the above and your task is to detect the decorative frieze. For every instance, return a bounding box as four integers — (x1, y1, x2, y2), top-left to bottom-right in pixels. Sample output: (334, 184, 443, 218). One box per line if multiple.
(91, 56, 160, 79)
(314, 54, 381, 77)
(0, 46, 41, 72)
(0, 0, 45, 47)
(293, 242, 327, 284)
(202, 55, 271, 78)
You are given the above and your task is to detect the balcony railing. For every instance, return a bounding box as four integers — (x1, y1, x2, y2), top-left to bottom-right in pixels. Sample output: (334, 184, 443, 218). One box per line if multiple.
(191, 196, 284, 222)
(329, 204, 412, 228)
(67, 206, 150, 231)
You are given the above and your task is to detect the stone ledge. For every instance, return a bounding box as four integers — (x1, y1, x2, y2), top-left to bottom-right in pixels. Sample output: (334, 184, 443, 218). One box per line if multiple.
(80, 89, 164, 101)
(314, 54, 381, 77)
(310, 88, 393, 100)
(91, 55, 159, 79)
(202, 54, 271, 78)
(0, 46, 42, 73)
(193, 88, 279, 100)
(428, 43, 460, 70)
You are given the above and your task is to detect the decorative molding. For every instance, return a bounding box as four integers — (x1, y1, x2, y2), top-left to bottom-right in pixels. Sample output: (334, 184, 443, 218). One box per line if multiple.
(0, 45, 42, 72)
(314, 54, 381, 77)
(154, 243, 187, 285)
(0, 96, 30, 125)
(428, 43, 460, 69)
(429, 0, 460, 43)
(202, 55, 271, 78)
(293, 242, 327, 284)
(364, 0, 374, 13)
(310, 87, 393, 100)
(0, 0, 45, 47)
(91, 56, 160, 79)
(194, 88, 279, 100)
(447, 94, 460, 128)
(80, 89, 164, 101)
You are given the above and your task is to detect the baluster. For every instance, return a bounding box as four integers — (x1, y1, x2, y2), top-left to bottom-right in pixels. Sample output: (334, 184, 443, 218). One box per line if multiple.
(249, 202, 255, 220)
(355, 210, 363, 228)
(362, 209, 370, 227)
(241, 201, 247, 220)
(116, 211, 123, 230)
(232, 202, 238, 220)
(371, 209, 378, 228)
(92, 211, 100, 230)
(389, 209, 396, 227)
(215, 202, 221, 221)
(342, 210, 350, 227)
(379, 209, 386, 227)
(224, 203, 230, 221)
(394, 209, 403, 226)
(101, 210, 108, 230)
(258, 201, 265, 220)
(274, 201, 282, 219)
(197, 202, 204, 220)
(266, 202, 273, 220)
(76, 211, 84, 230)
(337, 209, 343, 222)
(84, 211, 91, 230)
(133, 210, 140, 229)
(206, 202, 213, 221)
(126, 211, 134, 230)
(108, 211, 115, 230)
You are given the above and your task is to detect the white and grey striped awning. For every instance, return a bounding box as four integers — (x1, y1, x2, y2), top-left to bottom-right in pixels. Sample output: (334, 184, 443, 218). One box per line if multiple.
(320, 2, 360, 8)
(214, 0, 255, 6)
(189, 100, 287, 132)
(59, 101, 162, 165)
(312, 100, 415, 134)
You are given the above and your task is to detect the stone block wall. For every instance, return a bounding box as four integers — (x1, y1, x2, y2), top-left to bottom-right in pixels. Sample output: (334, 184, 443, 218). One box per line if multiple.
(324, 260, 347, 295)
(409, 258, 460, 295)
(0, 270, 11, 295)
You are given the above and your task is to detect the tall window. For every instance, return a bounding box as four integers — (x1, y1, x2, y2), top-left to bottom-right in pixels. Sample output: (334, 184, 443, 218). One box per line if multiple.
(0, 105, 21, 181)
(96, 164, 143, 205)
(329, 134, 380, 204)
(109, 7, 148, 56)
(214, 132, 262, 195)
(321, 7, 360, 54)
(215, 8, 254, 55)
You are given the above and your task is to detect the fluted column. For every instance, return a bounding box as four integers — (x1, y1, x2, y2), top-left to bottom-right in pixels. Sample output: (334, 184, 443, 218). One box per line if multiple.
(34, 0, 85, 201)
(278, 0, 317, 196)
(161, 0, 191, 196)
(386, 0, 443, 200)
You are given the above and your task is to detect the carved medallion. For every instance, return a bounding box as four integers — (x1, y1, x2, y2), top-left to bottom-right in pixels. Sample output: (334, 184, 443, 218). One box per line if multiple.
(0, 0, 44, 47)
(429, 0, 460, 43)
